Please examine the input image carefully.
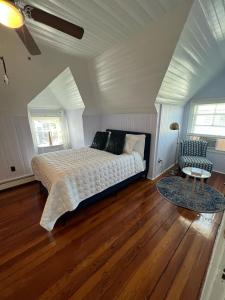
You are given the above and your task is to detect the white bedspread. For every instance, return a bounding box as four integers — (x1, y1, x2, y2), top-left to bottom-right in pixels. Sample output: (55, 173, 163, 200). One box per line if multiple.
(31, 147, 144, 231)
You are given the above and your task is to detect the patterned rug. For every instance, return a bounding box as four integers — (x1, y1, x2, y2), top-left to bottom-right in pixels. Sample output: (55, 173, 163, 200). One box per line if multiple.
(156, 176, 225, 213)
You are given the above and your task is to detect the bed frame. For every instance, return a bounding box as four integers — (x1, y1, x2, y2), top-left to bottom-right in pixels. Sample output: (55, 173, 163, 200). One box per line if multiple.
(77, 129, 151, 210)
(40, 129, 151, 215)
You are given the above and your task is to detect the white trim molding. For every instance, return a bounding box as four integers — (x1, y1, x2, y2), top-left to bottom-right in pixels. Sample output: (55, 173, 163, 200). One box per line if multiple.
(192, 97, 225, 104)
(150, 163, 175, 180)
(200, 212, 225, 300)
(0, 175, 35, 191)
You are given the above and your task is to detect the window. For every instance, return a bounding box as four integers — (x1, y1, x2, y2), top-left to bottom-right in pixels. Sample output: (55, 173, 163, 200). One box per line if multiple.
(32, 116, 63, 147)
(189, 103, 225, 136)
(188, 103, 225, 152)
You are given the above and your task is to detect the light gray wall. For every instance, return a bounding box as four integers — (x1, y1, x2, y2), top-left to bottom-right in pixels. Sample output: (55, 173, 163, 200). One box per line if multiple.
(193, 67, 225, 99)
(155, 104, 184, 177)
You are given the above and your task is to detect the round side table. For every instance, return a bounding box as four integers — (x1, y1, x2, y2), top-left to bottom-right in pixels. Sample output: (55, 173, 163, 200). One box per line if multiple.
(182, 167, 211, 192)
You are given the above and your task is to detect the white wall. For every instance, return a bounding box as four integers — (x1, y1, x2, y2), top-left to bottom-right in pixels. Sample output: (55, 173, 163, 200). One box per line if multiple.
(0, 107, 87, 183)
(100, 113, 158, 179)
(84, 109, 187, 179)
(66, 109, 85, 149)
(155, 104, 184, 177)
(0, 112, 34, 183)
(83, 115, 102, 146)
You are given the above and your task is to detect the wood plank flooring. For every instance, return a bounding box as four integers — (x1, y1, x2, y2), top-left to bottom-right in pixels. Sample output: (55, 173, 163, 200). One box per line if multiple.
(0, 172, 224, 300)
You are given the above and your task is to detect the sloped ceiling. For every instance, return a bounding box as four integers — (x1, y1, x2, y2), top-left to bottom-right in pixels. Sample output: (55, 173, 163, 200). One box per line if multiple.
(90, 0, 193, 114)
(29, 67, 85, 110)
(24, 0, 191, 57)
(0, 0, 194, 116)
(156, 0, 225, 105)
(0, 27, 98, 115)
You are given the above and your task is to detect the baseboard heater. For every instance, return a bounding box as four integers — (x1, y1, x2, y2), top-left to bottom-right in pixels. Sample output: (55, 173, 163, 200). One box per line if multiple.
(0, 174, 35, 191)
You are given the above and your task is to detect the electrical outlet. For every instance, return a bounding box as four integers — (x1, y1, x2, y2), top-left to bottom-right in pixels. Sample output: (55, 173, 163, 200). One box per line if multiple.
(10, 166, 16, 172)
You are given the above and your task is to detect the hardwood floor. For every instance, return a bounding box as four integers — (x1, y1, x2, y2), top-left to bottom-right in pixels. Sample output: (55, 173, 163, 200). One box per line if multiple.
(0, 173, 224, 300)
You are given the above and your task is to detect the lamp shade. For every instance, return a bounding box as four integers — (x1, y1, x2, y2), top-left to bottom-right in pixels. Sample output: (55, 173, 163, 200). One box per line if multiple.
(169, 122, 179, 131)
(0, 0, 24, 29)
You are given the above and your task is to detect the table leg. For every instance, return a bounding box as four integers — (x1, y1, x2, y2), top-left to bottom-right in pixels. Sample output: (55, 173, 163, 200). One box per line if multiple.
(200, 178, 204, 191)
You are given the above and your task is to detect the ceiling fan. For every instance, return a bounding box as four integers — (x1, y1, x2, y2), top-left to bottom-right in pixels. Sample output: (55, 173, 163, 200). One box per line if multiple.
(0, 0, 84, 56)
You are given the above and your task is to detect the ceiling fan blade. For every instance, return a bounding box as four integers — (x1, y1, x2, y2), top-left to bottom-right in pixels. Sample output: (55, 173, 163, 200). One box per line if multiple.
(24, 5, 84, 40)
(16, 25, 41, 55)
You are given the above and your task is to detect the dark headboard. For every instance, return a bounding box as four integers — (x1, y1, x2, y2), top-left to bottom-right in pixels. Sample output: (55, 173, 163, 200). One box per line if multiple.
(106, 129, 151, 177)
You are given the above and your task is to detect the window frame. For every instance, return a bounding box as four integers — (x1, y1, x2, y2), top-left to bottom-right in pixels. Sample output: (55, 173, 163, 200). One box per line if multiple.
(29, 110, 66, 148)
(188, 101, 225, 139)
(187, 100, 225, 153)
(32, 116, 64, 148)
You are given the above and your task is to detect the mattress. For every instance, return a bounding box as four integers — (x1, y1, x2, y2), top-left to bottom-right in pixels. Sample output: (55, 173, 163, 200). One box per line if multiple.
(31, 147, 144, 231)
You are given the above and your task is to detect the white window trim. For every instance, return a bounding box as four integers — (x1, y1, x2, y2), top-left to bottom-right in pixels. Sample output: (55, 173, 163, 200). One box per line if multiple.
(187, 100, 225, 138)
(28, 109, 70, 153)
(187, 100, 225, 153)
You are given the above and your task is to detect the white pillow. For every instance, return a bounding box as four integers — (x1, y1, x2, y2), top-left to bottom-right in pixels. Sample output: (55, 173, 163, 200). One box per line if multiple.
(130, 134, 146, 159)
(124, 134, 146, 158)
(123, 135, 139, 154)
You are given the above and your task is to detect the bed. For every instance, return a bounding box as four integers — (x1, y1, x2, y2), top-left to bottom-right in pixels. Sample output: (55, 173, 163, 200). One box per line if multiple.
(31, 129, 151, 231)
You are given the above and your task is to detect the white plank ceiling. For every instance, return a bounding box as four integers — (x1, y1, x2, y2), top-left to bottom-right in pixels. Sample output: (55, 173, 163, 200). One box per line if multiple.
(156, 0, 225, 105)
(24, 0, 189, 57)
(29, 67, 85, 110)
(90, 0, 193, 114)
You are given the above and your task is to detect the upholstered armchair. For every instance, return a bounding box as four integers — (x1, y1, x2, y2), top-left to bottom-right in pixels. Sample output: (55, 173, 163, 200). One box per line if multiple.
(179, 140, 213, 173)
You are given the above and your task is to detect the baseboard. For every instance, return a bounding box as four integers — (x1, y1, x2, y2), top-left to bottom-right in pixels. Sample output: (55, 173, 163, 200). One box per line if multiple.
(213, 169, 225, 175)
(0, 175, 35, 191)
(149, 163, 176, 181)
(149, 166, 225, 180)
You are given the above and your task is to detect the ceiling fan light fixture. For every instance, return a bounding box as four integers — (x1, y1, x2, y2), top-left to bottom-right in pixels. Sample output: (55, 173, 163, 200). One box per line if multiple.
(0, 0, 24, 29)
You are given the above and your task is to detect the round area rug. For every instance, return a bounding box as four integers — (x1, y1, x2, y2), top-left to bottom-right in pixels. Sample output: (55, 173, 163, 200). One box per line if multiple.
(156, 176, 225, 213)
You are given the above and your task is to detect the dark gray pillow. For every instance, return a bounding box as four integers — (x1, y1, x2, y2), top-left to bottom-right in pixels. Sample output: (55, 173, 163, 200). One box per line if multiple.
(91, 131, 109, 150)
(105, 132, 126, 155)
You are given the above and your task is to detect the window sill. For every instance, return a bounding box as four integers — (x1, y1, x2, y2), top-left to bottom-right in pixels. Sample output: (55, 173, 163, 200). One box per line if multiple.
(38, 144, 64, 154)
(207, 149, 225, 155)
(38, 144, 63, 148)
